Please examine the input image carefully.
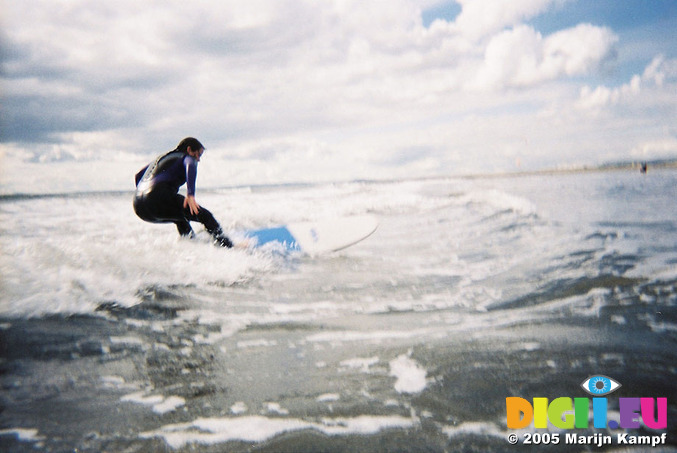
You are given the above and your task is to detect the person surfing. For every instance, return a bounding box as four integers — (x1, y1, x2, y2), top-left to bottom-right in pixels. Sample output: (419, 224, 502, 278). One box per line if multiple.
(133, 137, 233, 248)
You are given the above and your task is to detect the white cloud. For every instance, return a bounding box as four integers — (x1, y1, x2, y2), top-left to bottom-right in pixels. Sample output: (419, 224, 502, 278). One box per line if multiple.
(452, 0, 563, 41)
(578, 55, 676, 111)
(472, 23, 617, 90)
(577, 76, 640, 110)
(1, 0, 675, 193)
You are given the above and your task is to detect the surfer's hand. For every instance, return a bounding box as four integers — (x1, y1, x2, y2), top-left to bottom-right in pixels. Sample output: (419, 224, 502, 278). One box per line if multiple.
(184, 195, 200, 215)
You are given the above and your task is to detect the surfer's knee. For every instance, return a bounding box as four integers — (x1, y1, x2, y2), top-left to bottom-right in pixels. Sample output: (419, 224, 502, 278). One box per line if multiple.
(197, 208, 223, 233)
(176, 221, 194, 237)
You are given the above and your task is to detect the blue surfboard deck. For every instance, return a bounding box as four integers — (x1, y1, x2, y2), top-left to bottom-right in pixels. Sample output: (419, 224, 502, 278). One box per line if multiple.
(245, 226, 301, 251)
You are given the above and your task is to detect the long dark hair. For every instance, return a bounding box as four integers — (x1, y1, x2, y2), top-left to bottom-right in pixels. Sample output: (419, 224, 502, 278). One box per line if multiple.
(176, 137, 204, 153)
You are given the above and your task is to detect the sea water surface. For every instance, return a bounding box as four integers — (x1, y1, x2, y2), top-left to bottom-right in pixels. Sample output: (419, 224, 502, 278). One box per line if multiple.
(1, 169, 676, 452)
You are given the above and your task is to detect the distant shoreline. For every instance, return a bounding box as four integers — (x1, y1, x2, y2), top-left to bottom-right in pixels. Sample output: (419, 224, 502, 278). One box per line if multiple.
(459, 158, 677, 180)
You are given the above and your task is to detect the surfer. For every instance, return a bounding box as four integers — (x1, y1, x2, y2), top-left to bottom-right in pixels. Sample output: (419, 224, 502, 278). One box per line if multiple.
(133, 137, 233, 248)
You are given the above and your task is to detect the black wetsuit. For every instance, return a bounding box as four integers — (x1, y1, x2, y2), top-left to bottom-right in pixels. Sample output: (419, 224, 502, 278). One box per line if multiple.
(133, 150, 233, 247)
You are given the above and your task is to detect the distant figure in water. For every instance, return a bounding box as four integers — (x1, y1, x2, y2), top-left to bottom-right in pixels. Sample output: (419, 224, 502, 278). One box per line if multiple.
(640, 162, 648, 174)
(133, 137, 233, 247)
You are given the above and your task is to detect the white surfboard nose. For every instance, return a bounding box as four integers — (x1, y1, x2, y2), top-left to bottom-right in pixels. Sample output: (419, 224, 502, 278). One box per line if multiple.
(245, 215, 378, 255)
(287, 215, 379, 255)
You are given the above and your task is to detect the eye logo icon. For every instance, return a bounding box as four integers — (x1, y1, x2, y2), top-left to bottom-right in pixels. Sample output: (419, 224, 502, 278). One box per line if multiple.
(581, 375, 621, 396)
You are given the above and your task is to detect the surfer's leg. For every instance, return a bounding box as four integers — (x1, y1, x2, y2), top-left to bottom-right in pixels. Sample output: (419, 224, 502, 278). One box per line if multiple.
(135, 186, 208, 243)
(163, 194, 196, 238)
(175, 220, 194, 237)
(196, 207, 233, 248)
(176, 195, 232, 248)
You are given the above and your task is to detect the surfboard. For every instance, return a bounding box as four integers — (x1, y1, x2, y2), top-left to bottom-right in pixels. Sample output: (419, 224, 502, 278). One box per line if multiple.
(243, 215, 378, 255)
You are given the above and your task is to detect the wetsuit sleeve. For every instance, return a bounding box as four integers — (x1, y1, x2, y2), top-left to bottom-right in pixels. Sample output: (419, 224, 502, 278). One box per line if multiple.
(135, 165, 149, 186)
(185, 156, 198, 196)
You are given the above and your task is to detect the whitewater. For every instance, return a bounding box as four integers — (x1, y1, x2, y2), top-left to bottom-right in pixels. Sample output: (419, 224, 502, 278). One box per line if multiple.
(1, 169, 676, 452)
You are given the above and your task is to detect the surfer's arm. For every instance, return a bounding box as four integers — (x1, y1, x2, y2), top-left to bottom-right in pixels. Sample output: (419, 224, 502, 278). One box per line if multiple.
(185, 156, 198, 196)
(183, 156, 200, 215)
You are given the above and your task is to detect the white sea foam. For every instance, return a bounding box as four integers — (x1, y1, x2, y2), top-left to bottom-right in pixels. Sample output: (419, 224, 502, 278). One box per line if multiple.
(100, 375, 138, 391)
(121, 391, 185, 415)
(109, 336, 146, 346)
(0, 178, 467, 317)
(230, 401, 247, 415)
(389, 354, 428, 394)
(141, 415, 415, 449)
(237, 339, 278, 349)
(306, 329, 429, 344)
(152, 396, 186, 415)
(265, 402, 289, 415)
(0, 428, 45, 443)
(317, 393, 340, 402)
(461, 189, 537, 216)
(0, 195, 273, 316)
(442, 421, 506, 439)
(339, 356, 380, 372)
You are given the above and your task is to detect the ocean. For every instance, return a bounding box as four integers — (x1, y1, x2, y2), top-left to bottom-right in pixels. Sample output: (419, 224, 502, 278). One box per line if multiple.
(1, 169, 676, 452)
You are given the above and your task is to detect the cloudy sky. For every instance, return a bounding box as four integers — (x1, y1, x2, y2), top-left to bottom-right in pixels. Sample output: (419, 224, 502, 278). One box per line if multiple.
(1, 0, 676, 193)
